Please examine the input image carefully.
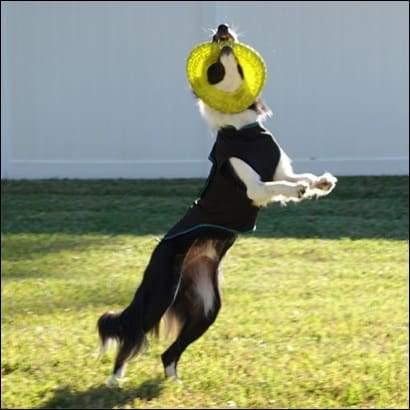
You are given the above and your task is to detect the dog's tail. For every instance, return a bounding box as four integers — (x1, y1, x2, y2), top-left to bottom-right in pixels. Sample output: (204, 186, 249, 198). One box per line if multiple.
(97, 289, 148, 372)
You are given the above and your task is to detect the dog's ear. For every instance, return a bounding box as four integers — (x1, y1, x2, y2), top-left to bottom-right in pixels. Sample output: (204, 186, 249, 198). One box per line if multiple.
(248, 99, 272, 117)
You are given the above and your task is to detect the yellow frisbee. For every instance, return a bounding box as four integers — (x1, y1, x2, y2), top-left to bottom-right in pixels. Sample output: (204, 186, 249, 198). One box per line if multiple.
(186, 41, 266, 113)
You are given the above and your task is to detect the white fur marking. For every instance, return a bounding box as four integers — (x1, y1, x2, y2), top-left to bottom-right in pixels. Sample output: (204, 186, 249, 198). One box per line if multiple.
(106, 366, 125, 387)
(214, 53, 243, 92)
(273, 147, 337, 197)
(203, 241, 218, 261)
(165, 362, 177, 378)
(198, 100, 260, 130)
(195, 271, 215, 317)
(107, 374, 120, 387)
(229, 157, 309, 206)
(98, 338, 114, 358)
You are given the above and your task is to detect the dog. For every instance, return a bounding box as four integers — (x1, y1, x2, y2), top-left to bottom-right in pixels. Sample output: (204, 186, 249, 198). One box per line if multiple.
(97, 24, 337, 386)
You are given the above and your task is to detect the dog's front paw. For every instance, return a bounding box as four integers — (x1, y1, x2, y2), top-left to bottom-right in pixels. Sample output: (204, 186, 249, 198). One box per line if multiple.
(294, 181, 310, 199)
(281, 181, 309, 200)
(312, 172, 337, 192)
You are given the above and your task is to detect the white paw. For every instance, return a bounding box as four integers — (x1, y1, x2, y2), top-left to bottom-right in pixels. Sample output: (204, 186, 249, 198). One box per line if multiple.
(165, 362, 178, 379)
(106, 374, 121, 388)
(312, 172, 337, 192)
(272, 181, 309, 203)
(165, 375, 183, 384)
(296, 181, 310, 198)
(285, 181, 309, 199)
(106, 366, 126, 388)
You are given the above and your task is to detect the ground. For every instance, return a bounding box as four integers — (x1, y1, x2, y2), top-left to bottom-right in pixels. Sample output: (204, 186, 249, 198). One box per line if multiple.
(1, 176, 409, 409)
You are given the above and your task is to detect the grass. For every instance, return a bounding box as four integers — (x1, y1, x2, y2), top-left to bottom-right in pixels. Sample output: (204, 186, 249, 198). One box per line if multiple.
(1, 176, 409, 409)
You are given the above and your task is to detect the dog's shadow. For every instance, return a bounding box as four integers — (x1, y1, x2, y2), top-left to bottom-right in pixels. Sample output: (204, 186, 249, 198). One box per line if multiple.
(37, 376, 165, 409)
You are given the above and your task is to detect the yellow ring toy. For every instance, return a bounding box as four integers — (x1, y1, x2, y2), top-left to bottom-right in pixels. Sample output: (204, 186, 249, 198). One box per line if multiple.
(186, 40, 266, 114)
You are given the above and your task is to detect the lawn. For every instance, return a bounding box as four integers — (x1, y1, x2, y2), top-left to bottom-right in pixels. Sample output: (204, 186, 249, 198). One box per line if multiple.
(1, 176, 409, 409)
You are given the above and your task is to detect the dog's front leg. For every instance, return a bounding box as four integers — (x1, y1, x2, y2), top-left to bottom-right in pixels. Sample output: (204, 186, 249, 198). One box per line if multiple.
(229, 157, 309, 207)
(274, 149, 337, 196)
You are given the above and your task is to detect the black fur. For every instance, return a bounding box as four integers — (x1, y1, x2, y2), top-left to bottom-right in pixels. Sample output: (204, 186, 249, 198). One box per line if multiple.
(237, 63, 244, 79)
(98, 23, 267, 381)
(207, 62, 226, 84)
(97, 228, 237, 378)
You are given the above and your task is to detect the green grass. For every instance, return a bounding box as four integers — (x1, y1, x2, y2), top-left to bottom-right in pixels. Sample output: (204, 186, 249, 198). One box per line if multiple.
(1, 176, 409, 409)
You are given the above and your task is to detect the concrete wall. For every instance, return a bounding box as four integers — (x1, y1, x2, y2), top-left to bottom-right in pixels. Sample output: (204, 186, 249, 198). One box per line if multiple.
(1, 1, 408, 178)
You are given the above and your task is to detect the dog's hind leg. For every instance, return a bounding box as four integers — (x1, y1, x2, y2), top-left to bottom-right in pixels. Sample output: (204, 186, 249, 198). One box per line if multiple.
(161, 255, 222, 380)
(99, 239, 182, 385)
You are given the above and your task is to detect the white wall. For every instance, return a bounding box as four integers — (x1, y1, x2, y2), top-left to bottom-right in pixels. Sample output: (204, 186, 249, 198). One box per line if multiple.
(1, 1, 408, 179)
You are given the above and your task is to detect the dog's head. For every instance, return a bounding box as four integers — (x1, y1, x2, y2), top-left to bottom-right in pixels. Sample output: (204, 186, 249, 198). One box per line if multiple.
(195, 24, 271, 130)
(207, 24, 243, 93)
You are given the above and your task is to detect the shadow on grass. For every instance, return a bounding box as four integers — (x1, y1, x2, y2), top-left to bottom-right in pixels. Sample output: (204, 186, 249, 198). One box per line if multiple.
(37, 377, 165, 409)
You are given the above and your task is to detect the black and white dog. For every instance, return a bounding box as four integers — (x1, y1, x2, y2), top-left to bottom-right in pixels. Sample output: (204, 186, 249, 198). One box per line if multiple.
(98, 24, 337, 386)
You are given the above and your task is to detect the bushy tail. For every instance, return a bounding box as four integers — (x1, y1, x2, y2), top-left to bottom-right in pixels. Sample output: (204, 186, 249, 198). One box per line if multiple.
(97, 245, 183, 375)
(97, 311, 123, 346)
(97, 296, 148, 373)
